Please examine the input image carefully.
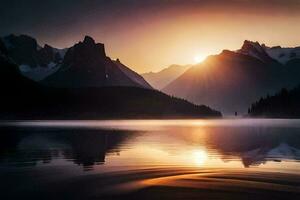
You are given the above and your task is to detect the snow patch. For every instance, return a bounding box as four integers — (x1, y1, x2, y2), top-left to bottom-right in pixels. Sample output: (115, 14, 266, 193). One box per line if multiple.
(19, 62, 61, 81)
(19, 64, 32, 72)
(266, 47, 300, 64)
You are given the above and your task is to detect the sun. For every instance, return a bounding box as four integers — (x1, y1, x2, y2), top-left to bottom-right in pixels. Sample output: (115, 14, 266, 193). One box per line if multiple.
(193, 54, 206, 64)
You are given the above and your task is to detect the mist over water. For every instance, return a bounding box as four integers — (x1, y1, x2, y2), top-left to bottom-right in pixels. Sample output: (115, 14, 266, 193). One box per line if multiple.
(1, 119, 300, 199)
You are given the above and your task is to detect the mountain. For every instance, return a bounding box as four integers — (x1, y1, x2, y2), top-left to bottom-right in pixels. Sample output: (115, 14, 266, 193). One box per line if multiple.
(163, 40, 300, 115)
(141, 64, 190, 89)
(237, 40, 277, 63)
(238, 40, 300, 64)
(0, 34, 151, 89)
(248, 86, 300, 118)
(0, 38, 221, 119)
(0, 34, 66, 81)
(42, 36, 151, 89)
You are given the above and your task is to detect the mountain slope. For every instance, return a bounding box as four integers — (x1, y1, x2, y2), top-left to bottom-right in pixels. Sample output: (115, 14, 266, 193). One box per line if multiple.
(141, 64, 190, 89)
(113, 59, 152, 89)
(42, 36, 151, 89)
(163, 41, 298, 115)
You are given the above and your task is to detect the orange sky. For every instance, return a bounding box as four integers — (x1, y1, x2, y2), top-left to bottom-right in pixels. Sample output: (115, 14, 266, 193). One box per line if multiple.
(104, 10, 300, 73)
(2, 0, 300, 73)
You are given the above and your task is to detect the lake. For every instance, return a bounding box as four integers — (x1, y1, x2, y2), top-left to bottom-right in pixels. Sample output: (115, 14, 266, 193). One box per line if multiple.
(0, 119, 300, 199)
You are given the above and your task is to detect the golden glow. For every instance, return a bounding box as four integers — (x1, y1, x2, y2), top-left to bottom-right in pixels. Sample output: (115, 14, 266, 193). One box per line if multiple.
(48, 3, 300, 73)
(193, 54, 206, 63)
(193, 150, 208, 165)
(104, 12, 300, 73)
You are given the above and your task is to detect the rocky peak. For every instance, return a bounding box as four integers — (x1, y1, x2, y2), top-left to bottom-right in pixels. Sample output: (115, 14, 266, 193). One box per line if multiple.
(1, 34, 40, 66)
(83, 35, 95, 45)
(37, 44, 56, 66)
(73, 36, 106, 57)
(238, 40, 275, 63)
(3, 34, 38, 51)
(62, 36, 107, 70)
(240, 40, 264, 54)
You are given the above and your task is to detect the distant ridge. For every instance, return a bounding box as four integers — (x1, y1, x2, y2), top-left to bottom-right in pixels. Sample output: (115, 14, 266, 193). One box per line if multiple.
(141, 64, 190, 89)
(163, 40, 300, 115)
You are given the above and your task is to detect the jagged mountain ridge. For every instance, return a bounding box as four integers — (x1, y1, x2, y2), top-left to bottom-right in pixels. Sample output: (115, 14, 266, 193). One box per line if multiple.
(0, 34, 151, 89)
(163, 40, 300, 115)
(238, 40, 300, 64)
(0, 41, 221, 119)
(0, 34, 66, 81)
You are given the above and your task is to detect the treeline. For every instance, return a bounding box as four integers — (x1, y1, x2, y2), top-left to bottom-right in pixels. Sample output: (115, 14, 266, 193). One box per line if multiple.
(248, 86, 300, 118)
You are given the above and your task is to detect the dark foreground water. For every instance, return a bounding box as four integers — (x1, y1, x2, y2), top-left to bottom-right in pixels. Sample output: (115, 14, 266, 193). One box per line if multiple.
(0, 119, 300, 200)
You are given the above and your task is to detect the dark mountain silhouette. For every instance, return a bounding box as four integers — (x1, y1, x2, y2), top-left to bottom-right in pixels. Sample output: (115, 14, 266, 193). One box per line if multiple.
(248, 86, 300, 118)
(42, 36, 152, 89)
(141, 64, 190, 89)
(0, 41, 221, 119)
(0, 40, 43, 97)
(163, 40, 300, 115)
(0, 34, 65, 81)
(0, 34, 151, 89)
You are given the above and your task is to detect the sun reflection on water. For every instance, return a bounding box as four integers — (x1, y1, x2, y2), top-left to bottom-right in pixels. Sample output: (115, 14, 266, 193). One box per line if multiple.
(192, 150, 208, 165)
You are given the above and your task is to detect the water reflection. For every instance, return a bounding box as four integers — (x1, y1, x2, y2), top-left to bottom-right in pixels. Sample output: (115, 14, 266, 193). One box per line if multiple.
(203, 127, 300, 167)
(0, 128, 132, 170)
(0, 120, 300, 171)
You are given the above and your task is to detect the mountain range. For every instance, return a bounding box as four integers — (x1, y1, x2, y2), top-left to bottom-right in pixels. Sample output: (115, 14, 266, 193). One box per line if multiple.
(0, 34, 221, 119)
(141, 64, 190, 90)
(2, 33, 300, 117)
(163, 40, 300, 115)
(0, 34, 152, 89)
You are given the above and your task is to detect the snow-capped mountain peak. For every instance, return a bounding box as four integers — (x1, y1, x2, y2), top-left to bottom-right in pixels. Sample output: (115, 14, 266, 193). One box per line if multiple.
(237, 40, 275, 63)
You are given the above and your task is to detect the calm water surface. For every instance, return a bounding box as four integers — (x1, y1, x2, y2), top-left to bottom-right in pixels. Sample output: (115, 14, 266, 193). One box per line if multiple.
(0, 119, 300, 199)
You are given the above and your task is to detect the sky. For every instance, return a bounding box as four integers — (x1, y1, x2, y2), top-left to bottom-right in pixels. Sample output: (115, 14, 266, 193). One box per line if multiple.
(1, 0, 300, 73)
